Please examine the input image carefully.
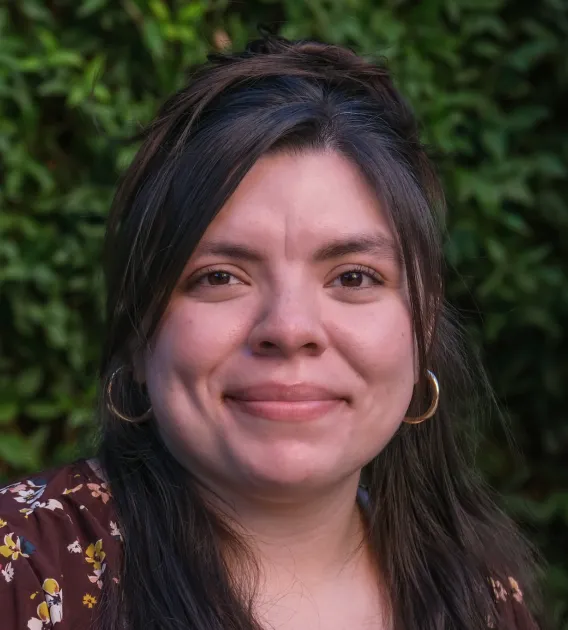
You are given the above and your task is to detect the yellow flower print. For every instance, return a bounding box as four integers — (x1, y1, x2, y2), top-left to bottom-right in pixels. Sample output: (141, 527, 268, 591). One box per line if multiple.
(0, 532, 31, 560)
(0, 518, 7, 529)
(63, 484, 83, 495)
(85, 539, 106, 571)
(83, 594, 98, 608)
(508, 576, 523, 603)
(27, 600, 50, 630)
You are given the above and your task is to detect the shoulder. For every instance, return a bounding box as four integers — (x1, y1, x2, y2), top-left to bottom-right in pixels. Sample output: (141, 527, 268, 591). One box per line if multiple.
(0, 458, 119, 551)
(0, 459, 122, 628)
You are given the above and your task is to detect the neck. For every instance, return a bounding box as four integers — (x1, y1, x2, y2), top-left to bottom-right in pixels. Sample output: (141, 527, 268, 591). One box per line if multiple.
(205, 474, 370, 591)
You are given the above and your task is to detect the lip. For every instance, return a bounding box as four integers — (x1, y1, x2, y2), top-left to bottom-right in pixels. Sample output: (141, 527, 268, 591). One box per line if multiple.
(225, 383, 344, 402)
(224, 383, 347, 422)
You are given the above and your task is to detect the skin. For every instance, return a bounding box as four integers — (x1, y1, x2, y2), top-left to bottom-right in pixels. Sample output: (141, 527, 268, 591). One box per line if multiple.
(139, 149, 416, 628)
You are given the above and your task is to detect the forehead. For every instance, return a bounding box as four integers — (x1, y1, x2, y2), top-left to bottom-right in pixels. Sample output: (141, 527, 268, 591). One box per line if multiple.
(196, 150, 394, 254)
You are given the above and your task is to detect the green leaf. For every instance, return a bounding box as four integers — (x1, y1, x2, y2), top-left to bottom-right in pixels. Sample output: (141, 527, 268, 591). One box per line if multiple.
(142, 19, 166, 59)
(508, 39, 557, 71)
(20, 0, 53, 22)
(16, 367, 43, 397)
(69, 408, 94, 428)
(149, 0, 170, 22)
(534, 154, 566, 178)
(48, 50, 84, 68)
(0, 432, 43, 469)
(77, 0, 108, 18)
(17, 56, 44, 72)
(178, 1, 206, 23)
(25, 401, 62, 421)
(0, 403, 18, 425)
(85, 55, 106, 91)
(502, 212, 530, 236)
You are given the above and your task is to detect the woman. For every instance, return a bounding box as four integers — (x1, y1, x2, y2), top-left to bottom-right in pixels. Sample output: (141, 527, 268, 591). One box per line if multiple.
(0, 34, 541, 630)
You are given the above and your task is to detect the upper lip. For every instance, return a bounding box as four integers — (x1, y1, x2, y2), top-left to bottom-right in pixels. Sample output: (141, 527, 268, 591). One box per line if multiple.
(224, 383, 345, 402)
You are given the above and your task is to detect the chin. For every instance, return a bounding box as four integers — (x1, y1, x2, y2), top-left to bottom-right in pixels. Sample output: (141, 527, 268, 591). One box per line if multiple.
(236, 449, 344, 493)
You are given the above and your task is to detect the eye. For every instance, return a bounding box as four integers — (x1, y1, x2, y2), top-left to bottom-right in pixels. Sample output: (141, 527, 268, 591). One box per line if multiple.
(329, 265, 384, 288)
(193, 269, 244, 287)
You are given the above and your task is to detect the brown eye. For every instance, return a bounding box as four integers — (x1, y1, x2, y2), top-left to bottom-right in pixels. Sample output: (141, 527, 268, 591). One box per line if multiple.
(329, 266, 383, 289)
(340, 271, 364, 287)
(186, 268, 246, 292)
(205, 271, 232, 286)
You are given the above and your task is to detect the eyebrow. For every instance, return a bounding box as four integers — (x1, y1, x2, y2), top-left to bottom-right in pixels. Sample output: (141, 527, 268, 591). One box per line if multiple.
(195, 241, 264, 263)
(195, 233, 400, 264)
(312, 234, 400, 263)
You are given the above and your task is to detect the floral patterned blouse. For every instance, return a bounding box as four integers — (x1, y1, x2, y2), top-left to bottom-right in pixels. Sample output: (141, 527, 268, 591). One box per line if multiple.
(0, 459, 119, 629)
(0, 459, 537, 629)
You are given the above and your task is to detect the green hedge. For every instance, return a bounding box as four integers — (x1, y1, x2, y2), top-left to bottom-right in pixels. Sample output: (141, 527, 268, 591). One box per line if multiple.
(1, 0, 567, 624)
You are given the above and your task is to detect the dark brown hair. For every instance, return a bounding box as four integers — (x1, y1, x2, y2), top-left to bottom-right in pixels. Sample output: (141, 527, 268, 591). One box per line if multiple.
(96, 33, 541, 630)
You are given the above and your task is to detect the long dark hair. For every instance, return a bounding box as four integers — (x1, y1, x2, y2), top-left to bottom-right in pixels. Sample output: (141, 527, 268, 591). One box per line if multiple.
(96, 34, 541, 630)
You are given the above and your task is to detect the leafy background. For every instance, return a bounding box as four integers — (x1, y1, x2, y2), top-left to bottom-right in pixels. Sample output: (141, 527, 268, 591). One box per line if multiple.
(1, 0, 566, 625)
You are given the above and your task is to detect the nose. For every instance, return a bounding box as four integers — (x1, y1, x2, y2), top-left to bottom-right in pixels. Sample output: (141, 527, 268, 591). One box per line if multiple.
(248, 285, 328, 358)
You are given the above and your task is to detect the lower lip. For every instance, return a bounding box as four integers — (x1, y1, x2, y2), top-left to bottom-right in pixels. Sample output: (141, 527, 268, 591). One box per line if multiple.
(224, 398, 344, 422)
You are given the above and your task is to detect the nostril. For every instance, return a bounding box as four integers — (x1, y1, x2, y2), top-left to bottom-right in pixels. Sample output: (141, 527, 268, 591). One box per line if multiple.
(259, 341, 277, 350)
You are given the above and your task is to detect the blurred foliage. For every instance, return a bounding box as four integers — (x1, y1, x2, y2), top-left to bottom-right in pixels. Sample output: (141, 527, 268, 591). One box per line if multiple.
(0, 0, 567, 624)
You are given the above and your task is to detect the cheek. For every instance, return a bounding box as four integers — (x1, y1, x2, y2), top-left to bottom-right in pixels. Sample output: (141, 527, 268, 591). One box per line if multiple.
(147, 299, 252, 381)
(142, 300, 253, 449)
(329, 296, 416, 437)
(330, 297, 415, 380)
(143, 299, 257, 436)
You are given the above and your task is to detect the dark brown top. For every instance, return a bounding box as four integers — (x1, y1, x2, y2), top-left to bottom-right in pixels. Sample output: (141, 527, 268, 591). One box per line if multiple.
(0, 459, 537, 629)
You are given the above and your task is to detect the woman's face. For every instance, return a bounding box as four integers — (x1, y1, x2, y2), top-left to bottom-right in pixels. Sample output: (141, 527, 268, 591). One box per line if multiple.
(142, 150, 416, 494)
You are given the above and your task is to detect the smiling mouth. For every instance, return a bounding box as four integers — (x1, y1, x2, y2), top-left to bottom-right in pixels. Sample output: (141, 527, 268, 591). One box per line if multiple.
(223, 383, 347, 422)
(224, 398, 345, 422)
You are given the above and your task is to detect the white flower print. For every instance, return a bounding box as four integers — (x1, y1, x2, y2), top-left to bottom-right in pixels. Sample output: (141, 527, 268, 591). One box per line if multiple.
(67, 540, 82, 553)
(1, 561, 14, 582)
(88, 562, 106, 590)
(109, 521, 122, 540)
(0, 479, 47, 506)
(19, 498, 63, 519)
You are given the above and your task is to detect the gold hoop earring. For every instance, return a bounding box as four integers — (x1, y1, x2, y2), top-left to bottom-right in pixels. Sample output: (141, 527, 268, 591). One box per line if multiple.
(106, 366, 152, 423)
(403, 370, 439, 425)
